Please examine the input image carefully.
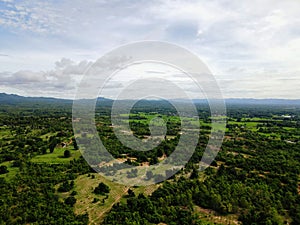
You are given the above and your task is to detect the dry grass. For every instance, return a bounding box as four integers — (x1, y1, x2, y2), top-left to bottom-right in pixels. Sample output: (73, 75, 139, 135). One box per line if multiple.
(194, 206, 240, 225)
(74, 174, 128, 225)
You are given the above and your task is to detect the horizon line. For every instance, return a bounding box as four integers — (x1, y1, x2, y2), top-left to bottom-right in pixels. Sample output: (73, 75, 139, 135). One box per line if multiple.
(1, 92, 300, 101)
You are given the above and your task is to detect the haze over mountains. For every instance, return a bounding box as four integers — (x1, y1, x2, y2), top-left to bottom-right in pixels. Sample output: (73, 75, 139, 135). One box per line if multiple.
(1, 92, 300, 106)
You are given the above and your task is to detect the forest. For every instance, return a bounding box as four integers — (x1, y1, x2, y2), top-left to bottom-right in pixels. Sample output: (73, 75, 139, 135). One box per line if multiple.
(0, 94, 299, 225)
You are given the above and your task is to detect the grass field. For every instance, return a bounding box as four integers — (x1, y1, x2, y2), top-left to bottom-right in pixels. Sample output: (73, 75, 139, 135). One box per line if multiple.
(70, 173, 160, 225)
(194, 205, 239, 225)
(228, 121, 259, 130)
(39, 132, 57, 141)
(73, 174, 128, 225)
(31, 146, 81, 163)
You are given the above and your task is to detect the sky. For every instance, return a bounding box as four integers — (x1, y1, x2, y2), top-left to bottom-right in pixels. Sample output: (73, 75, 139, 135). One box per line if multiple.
(0, 0, 300, 99)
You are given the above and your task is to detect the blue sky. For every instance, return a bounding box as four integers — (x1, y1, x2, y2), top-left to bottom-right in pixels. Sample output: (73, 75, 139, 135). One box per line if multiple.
(0, 0, 299, 99)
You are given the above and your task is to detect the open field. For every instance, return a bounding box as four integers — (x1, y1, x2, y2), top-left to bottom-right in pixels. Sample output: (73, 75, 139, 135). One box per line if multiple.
(57, 173, 160, 225)
(72, 174, 128, 224)
(194, 206, 239, 225)
(31, 146, 81, 163)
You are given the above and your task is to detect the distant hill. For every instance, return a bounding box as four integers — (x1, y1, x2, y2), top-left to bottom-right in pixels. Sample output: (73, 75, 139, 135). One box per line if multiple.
(177, 98, 300, 106)
(0, 93, 72, 105)
(224, 98, 300, 105)
(0, 93, 300, 106)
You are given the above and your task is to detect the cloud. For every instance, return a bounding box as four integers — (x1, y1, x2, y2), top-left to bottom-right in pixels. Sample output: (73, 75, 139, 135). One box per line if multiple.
(3, 70, 46, 84)
(165, 20, 199, 41)
(0, 58, 92, 98)
(0, 1, 61, 33)
(0, 0, 14, 3)
(0, 0, 299, 98)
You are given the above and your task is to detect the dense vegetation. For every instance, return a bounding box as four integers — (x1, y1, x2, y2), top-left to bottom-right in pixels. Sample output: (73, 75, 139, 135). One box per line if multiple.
(0, 94, 299, 224)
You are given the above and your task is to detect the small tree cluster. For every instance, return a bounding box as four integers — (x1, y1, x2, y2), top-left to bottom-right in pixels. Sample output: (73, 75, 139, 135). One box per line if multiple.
(94, 182, 110, 195)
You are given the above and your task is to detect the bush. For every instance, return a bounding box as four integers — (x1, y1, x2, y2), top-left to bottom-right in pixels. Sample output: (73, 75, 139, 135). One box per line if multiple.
(92, 198, 99, 203)
(64, 150, 71, 158)
(0, 165, 8, 174)
(94, 182, 110, 195)
(65, 196, 76, 206)
(58, 181, 74, 192)
(70, 191, 77, 196)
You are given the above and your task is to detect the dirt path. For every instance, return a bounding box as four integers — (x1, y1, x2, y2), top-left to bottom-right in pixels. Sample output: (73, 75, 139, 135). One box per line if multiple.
(89, 186, 129, 225)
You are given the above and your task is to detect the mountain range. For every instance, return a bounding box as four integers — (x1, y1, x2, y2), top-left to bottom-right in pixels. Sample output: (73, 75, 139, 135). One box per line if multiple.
(0, 93, 300, 106)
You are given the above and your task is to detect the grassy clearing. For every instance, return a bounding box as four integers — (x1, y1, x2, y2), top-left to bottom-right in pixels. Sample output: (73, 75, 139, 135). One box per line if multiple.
(31, 146, 81, 164)
(228, 121, 259, 131)
(194, 206, 239, 225)
(243, 122, 259, 128)
(242, 117, 270, 121)
(101, 163, 183, 186)
(132, 183, 159, 196)
(39, 132, 57, 141)
(283, 127, 297, 131)
(73, 174, 128, 225)
(0, 161, 18, 181)
(257, 132, 281, 139)
(118, 184, 160, 205)
(72, 173, 159, 224)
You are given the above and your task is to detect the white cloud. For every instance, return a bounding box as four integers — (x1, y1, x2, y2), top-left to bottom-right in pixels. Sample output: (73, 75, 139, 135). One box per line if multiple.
(0, 1, 65, 33)
(0, 0, 14, 3)
(0, 0, 299, 98)
(0, 58, 92, 98)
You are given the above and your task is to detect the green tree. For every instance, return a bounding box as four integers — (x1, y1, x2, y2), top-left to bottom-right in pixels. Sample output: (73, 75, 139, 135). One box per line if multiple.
(72, 138, 79, 150)
(94, 182, 110, 195)
(127, 189, 135, 197)
(190, 168, 199, 179)
(64, 150, 71, 158)
(0, 165, 8, 174)
(65, 196, 76, 206)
